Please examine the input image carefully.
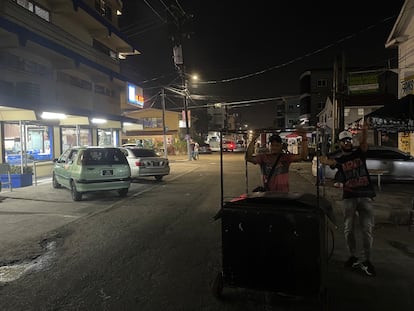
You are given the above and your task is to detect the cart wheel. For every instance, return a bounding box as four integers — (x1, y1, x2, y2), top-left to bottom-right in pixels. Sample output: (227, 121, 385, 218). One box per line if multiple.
(212, 272, 224, 299)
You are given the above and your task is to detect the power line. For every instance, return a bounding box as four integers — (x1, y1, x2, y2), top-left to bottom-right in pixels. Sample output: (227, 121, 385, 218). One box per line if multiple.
(194, 15, 399, 85)
(143, 0, 167, 23)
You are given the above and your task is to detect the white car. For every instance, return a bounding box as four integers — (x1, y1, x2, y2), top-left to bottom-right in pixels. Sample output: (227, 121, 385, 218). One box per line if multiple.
(119, 147, 170, 181)
(312, 146, 414, 182)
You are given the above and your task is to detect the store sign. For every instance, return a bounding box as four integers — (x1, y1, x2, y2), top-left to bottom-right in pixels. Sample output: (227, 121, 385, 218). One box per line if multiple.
(401, 76, 414, 96)
(348, 72, 379, 94)
(126, 82, 144, 108)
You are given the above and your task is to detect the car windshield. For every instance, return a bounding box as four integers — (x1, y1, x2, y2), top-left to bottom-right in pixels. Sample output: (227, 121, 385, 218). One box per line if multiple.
(130, 148, 158, 157)
(81, 148, 128, 165)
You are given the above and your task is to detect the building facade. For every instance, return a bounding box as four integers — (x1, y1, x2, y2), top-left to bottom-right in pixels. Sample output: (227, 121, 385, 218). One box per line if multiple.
(0, 0, 141, 177)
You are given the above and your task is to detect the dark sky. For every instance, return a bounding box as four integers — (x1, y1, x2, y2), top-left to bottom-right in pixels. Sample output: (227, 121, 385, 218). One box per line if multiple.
(120, 1, 404, 128)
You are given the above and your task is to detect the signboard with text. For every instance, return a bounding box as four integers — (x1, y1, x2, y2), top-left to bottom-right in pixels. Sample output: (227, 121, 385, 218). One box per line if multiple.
(126, 82, 144, 108)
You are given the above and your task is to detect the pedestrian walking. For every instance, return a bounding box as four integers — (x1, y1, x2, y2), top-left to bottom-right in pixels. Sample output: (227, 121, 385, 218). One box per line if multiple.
(193, 142, 199, 160)
(320, 121, 377, 276)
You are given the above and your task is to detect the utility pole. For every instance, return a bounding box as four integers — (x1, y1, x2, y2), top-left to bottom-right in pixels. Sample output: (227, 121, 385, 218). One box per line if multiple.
(170, 5, 193, 161)
(173, 44, 192, 160)
(339, 51, 346, 132)
(332, 56, 338, 149)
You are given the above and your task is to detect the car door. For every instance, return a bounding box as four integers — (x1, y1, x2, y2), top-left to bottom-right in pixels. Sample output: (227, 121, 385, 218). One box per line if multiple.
(366, 149, 391, 173)
(54, 148, 77, 188)
(382, 150, 414, 181)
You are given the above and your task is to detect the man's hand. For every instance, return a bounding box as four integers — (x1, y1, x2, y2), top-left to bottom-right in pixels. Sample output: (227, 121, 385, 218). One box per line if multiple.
(251, 131, 260, 141)
(320, 155, 336, 166)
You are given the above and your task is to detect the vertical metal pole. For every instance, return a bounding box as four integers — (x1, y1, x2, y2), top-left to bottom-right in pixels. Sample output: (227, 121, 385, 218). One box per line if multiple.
(33, 161, 37, 186)
(332, 56, 338, 151)
(220, 130, 224, 207)
(76, 124, 81, 146)
(161, 88, 168, 158)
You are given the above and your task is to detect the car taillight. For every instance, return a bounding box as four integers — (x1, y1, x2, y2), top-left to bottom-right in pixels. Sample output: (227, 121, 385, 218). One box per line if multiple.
(230, 144, 234, 149)
(135, 161, 144, 167)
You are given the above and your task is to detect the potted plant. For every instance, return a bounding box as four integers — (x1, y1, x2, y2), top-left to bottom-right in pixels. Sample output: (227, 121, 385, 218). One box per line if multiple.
(1, 165, 33, 188)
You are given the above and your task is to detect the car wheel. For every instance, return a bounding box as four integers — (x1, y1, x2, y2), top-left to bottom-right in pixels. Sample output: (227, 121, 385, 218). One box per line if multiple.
(118, 188, 128, 197)
(70, 180, 82, 201)
(52, 172, 61, 189)
(155, 175, 163, 181)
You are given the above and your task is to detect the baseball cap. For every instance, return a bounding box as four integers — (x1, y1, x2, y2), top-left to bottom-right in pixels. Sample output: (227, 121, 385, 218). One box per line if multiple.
(338, 131, 353, 141)
(268, 134, 282, 144)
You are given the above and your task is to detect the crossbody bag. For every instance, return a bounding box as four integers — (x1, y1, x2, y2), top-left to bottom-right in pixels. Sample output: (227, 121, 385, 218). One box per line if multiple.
(253, 154, 281, 192)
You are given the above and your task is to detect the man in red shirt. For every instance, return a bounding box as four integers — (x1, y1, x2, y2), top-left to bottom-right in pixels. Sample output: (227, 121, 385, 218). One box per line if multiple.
(246, 131, 308, 192)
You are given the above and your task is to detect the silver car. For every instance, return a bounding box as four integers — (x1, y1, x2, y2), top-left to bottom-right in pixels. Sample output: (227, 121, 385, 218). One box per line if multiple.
(119, 147, 170, 181)
(312, 146, 414, 182)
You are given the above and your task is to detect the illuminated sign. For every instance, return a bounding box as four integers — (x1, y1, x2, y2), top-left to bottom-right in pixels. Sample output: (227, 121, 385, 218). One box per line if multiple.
(348, 72, 379, 94)
(126, 83, 144, 108)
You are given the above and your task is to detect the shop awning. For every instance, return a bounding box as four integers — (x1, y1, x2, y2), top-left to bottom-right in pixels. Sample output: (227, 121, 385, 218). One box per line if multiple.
(0, 107, 37, 121)
(366, 94, 414, 132)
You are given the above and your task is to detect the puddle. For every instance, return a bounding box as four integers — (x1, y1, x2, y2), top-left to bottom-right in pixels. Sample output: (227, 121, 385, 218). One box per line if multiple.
(0, 241, 56, 283)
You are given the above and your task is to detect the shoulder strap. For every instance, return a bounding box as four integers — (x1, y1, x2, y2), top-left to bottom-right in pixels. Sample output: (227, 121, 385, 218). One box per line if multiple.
(264, 154, 281, 190)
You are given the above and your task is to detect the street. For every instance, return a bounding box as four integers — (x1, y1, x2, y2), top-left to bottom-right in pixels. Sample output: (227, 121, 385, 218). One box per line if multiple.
(0, 153, 413, 311)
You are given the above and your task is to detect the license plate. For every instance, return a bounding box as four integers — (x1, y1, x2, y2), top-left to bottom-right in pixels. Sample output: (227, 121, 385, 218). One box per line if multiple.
(152, 161, 160, 166)
(101, 169, 113, 176)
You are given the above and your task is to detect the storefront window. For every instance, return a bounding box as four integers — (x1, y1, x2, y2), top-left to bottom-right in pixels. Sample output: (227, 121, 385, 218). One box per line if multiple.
(4, 123, 53, 164)
(97, 129, 119, 146)
(61, 127, 91, 151)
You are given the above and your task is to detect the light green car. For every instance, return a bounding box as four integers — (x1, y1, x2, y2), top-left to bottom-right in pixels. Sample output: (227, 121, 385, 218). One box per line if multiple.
(52, 146, 131, 201)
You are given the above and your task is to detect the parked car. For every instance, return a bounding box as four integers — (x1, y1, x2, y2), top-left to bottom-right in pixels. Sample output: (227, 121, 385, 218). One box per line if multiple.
(119, 147, 170, 181)
(52, 146, 131, 201)
(234, 140, 246, 152)
(312, 146, 414, 182)
(199, 143, 212, 154)
(222, 140, 236, 152)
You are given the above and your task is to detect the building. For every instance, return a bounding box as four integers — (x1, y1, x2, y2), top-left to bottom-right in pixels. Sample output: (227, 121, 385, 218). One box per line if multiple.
(299, 69, 333, 127)
(0, 0, 141, 177)
(274, 97, 301, 129)
(121, 108, 181, 154)
(377, 0, 414, 154)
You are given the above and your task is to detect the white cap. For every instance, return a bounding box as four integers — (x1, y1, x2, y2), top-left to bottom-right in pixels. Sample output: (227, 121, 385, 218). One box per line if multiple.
(338, 131, 353, 141)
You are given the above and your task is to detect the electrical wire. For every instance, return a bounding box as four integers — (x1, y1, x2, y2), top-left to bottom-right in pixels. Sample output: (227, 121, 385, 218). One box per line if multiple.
(143, 0, 167, 23)
(194, 15, 399, 85)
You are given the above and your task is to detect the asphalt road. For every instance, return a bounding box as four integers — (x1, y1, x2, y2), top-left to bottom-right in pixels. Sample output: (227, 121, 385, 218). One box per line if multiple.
(0, 153, 413, 311)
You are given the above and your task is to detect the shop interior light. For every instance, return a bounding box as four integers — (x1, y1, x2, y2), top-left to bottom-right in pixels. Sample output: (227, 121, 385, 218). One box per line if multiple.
(91, 118, 107, 124)
(41, 112, 66, 119)
(123, 122, 133, 126)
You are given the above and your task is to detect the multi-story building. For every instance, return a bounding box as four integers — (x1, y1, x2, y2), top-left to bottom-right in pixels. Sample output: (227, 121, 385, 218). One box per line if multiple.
(274, 97, 301, 129)
(0, 0, 142, 177)
(299, 69, 333, 127)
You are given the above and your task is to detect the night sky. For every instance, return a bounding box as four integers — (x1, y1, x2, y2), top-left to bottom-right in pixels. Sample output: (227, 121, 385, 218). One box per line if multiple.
(120, 1, 404, 128)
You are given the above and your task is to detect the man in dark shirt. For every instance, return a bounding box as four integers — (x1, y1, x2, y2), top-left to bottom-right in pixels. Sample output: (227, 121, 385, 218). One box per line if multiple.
(320, 122, 376, 276)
